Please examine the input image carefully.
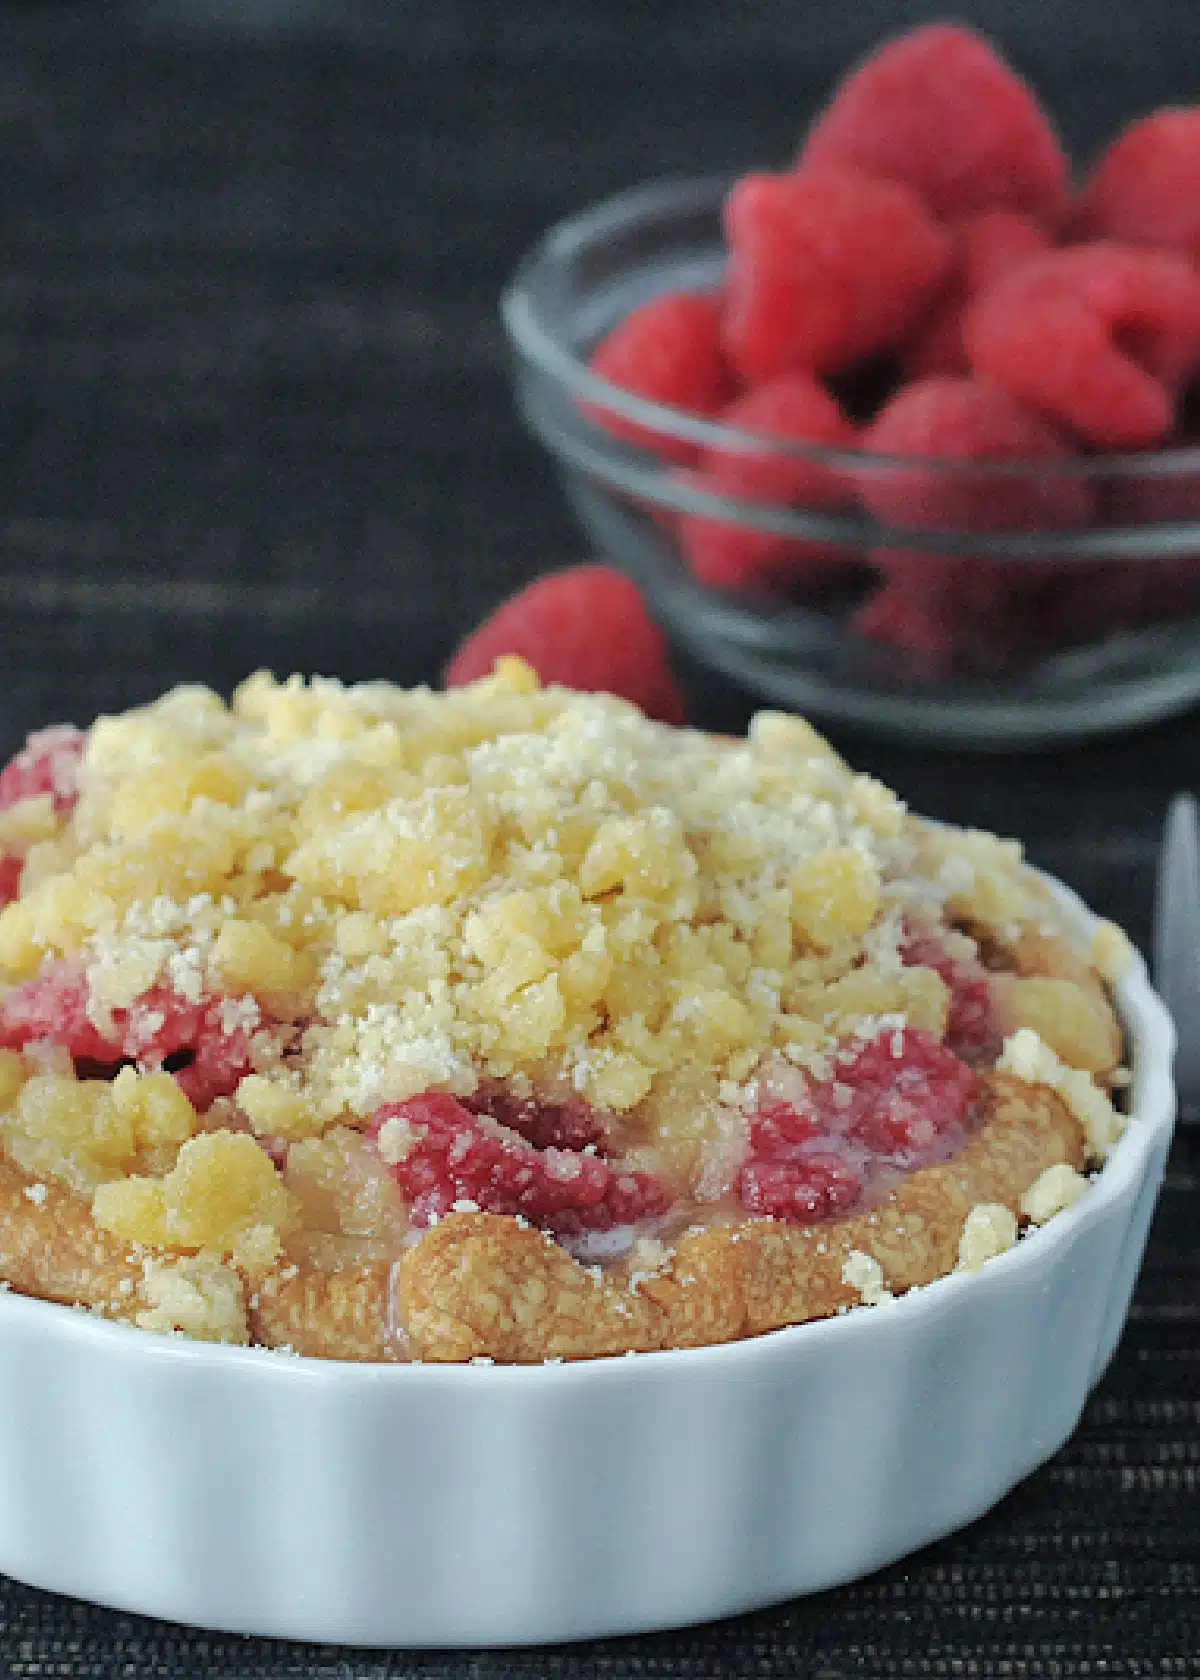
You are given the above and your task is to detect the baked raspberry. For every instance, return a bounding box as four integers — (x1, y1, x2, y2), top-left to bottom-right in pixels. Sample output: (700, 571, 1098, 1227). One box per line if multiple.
(964, 245, 1200, 449)
(0, 961, 260, 1111)
(799, 24, 1069, 223)
(464, 1083, 605, 1154)
(739, 1153, 863, 1221)
(858, 378, 1092, 531)
(123, 989, 261, 1112)
(371, 1092, 671, 1237)
(1075, 109, 1200, 266)
(0, 725, 85, 815)
(829, 1029, 978, 1162)
(675, 372, 857, 594)
(722, 168, 952, 382)
(0, 855, 23, 908)
(748, 1096, 823, 1160)
(0, 960, 125, 1065)
(905, 211, 1053, 379)
(587, 291, 736, 464)
(900, 926, 999, 1062)
(443, 565, 686, 724)
(738, 1026, 977, 1220)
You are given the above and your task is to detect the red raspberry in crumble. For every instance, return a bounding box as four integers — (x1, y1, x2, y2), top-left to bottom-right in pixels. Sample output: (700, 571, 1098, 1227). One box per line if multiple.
(464, 1083, 605, 1154)
(0, 854, 24, 909)
(739, 1153, 863, 1221)
(0, 960, 261, 1111)
(746, 1095, 822, 1159)
(0, 726, 85, 815)
(372, 1092, 672, 1237)
(901, 927, 999, 1062)
(0, 960, 127, 1065)
(833, 1029, 978, 1161)
(739, 1027, 978, 1220)
(121, 988, 262, 1112)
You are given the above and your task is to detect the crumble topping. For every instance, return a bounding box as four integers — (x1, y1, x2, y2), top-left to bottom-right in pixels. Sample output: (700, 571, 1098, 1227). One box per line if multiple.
(996, 1028, 1125, 1158)
(841, 1247, 892, 1305)
(1019, 1162, 1088, 1223)
(136, 1253, 249, 1344)
(956, 1203, 1018, 1271)
(1091, 921, 1134, 985)
(0, 665, 1130, 1348)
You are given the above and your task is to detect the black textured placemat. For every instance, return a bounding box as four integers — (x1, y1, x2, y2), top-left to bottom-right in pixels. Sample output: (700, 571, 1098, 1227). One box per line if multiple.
(0, 5, 1197, 1673)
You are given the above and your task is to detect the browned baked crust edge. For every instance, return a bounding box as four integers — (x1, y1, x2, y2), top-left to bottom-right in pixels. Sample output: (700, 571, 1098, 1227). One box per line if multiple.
(0, 1072, 1086, 1363)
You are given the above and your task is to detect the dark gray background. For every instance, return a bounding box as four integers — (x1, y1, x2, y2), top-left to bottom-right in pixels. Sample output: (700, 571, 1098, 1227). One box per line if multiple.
(0, 3, 1196, 1674)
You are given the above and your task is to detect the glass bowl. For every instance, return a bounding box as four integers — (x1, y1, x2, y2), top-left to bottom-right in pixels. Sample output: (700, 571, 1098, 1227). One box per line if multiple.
(502, 174, 1200, 748)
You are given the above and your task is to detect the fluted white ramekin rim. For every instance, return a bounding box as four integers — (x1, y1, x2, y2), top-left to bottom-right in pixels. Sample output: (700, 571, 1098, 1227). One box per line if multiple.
(0, 867, 1176, 1645)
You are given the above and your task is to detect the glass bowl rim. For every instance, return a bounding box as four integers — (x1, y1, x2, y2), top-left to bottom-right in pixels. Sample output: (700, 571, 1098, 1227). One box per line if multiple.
(502, 170, 1200, 483)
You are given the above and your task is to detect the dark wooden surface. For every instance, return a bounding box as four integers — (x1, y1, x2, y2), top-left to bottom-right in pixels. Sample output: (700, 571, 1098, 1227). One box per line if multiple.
(0, 4, 1196, 1673)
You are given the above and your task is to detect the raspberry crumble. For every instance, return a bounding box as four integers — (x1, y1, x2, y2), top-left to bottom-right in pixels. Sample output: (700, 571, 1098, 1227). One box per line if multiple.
(0, 665, 1128, 1361)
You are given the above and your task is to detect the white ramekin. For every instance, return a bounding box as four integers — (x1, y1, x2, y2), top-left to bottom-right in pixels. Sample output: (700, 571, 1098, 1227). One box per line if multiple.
(0, 876, 1175, 1648)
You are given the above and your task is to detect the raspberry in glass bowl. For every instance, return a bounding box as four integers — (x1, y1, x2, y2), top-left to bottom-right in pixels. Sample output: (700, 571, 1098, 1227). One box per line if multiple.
(0, 667, 1173, 1642)
(502, 25, 1200, 747)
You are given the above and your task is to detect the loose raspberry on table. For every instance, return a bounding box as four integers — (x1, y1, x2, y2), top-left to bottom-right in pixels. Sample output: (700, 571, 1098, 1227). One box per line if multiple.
(0, 725, 85, 815)
(964, 244, 1200, 449)
(1075, 109, 1200, 267)
(675, 372, 857, 594)
(905, 210, 1053, 379)
(586, 291, 736, 464)
(799, 24, 1069, 223)
(0, 960, 261, 1111)
(370, 1092, 672, 1237)
(722, 167, 952, 382)
(900, 926, 999, 1062)
(443, 564, 686, 724)
(857, 377, 1091, 532)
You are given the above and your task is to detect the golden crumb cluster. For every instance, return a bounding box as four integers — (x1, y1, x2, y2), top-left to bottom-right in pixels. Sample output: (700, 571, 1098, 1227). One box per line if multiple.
(0, 664, 1130, 1349)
